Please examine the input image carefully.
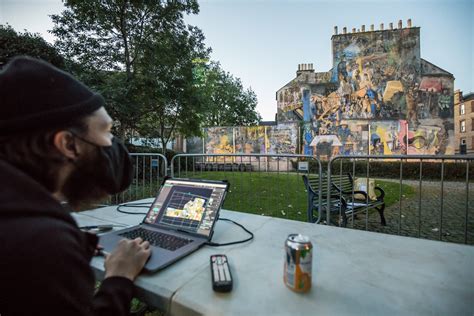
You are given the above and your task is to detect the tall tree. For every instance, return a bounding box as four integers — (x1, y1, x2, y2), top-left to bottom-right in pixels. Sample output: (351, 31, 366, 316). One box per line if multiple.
(0, 24, 64, 68)
(50, 0, 207, 145)
(199, 62, 261, 127)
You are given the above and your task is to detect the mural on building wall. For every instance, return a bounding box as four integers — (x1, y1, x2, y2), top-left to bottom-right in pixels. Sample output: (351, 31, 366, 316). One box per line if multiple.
(267, 123, 299, 155)
(277, 82, 303, 122)
(369, 120, 406, 155)
(204, 127, 234, 155)
(276, 25, 455, 158)
(234, 126, 267, 154)
(188, 124, 299, 157)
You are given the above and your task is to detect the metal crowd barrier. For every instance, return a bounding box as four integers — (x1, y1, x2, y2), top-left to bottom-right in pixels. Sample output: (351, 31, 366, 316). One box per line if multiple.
(107, 152, 473, 245)
(170, 154, 322, 222)
(328, 155, 474, 244)
(110, 153, 168, 204)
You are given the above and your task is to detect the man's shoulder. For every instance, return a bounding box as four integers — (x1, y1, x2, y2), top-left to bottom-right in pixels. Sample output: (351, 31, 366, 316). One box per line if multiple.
(0, 214, 84, 256)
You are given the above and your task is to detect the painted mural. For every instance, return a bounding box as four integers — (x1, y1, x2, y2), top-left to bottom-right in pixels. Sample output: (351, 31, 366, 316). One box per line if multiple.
(266, 123, 299, 155)
(369, 120, 406, 155)
(276, 25, 455, 158)
(204, 127, 234, 155)
(234, 126, 267, 154)
(189, 124, 299, 158)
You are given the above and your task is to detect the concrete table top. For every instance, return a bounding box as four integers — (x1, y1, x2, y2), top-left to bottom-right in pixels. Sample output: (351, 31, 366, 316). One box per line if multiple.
(73, 199, 474, 316)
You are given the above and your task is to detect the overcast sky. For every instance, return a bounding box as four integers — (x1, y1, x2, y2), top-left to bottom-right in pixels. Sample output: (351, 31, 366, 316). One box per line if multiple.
(1, 0, 473, 120)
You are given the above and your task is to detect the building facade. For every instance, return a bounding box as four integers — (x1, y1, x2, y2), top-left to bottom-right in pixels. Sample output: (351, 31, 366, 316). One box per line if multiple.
(276, 19, 455, 159)
(454, 90, 474, 154)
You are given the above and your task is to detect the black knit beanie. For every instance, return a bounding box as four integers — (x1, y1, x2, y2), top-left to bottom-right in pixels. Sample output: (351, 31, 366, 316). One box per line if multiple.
(0, 56, 104, 135)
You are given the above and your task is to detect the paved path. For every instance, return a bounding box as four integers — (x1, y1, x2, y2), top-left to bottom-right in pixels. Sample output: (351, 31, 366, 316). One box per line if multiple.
(349, 180, 474, 245)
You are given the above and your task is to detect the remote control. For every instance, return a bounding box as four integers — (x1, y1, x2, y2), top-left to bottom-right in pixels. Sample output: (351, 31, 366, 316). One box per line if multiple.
(210, 254, 233, 292)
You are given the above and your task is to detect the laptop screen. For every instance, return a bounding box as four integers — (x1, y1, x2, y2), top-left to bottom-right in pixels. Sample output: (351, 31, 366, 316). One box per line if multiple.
(143, 179, 228, 237)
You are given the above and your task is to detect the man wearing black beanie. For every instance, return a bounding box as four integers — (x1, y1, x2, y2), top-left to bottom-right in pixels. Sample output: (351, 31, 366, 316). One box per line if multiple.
(0, 56, 151, 315)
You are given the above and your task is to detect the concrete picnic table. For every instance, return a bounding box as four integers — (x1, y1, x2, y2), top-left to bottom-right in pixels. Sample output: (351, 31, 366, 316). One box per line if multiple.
(73, 199, 474, 315)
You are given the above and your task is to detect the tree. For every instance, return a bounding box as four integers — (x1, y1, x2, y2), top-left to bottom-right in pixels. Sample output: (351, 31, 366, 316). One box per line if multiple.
(199, 62, 261, 127)
(0, 24, 64, 68)
(50, 0, 208, 147)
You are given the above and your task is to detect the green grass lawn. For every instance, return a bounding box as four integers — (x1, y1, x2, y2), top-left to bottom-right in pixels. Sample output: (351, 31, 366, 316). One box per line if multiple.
(123, 171, 416, 223)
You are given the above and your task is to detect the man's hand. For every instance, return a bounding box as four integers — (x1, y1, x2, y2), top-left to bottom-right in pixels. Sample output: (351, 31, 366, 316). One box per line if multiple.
(104, 238, 151, 281)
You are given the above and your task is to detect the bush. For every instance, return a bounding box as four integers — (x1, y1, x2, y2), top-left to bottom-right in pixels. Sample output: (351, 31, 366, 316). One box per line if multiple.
(317, 159, 474, 181)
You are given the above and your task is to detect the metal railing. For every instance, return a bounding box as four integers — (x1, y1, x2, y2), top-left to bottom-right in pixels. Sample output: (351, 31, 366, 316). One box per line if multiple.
(327, 155, 474, 244)
(110, 153, 168, 204)
(170, 154, 322, 222)
(106, 152, 473, 245)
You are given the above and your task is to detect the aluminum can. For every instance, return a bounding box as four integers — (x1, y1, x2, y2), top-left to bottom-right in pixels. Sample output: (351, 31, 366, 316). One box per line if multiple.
(284, 234, 312, 292)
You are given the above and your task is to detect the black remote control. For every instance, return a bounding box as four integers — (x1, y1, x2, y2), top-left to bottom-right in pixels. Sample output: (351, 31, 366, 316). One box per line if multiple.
(210, 254, 233, 292)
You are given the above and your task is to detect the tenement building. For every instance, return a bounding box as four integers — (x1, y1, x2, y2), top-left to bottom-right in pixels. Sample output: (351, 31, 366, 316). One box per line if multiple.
(276, 19, 455, 158)
(454, 90, 474, 154)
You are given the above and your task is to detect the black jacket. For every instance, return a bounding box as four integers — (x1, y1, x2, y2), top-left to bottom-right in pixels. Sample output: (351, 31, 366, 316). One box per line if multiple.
(0, 159, 134, 316)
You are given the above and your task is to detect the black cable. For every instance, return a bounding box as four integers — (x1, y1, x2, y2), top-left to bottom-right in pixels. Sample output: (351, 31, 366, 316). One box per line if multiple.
(115, 204, 254, 246)
(116, 202, 151, 215)
(205, 218, 254, 247)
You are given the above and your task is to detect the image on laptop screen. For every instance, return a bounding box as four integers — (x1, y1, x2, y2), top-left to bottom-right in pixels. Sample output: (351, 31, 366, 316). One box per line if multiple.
(143, 179, 227, 237)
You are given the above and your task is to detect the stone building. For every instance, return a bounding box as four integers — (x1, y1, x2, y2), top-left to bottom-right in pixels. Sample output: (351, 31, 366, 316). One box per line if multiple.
(276, 19, 455, 159)
(454, 90, 474, 154)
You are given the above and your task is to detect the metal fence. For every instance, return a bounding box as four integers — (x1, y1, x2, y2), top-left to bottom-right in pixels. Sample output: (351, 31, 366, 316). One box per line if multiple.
(110, 153, 168, 204)
(170, 154, 322, 222)
(108, 152, 473, 245)
(327, 155, 474, 244)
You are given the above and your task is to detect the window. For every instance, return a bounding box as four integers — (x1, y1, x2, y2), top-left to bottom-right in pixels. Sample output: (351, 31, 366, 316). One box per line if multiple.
(461, 138, 466, 145)
(471, 102, 474, 112)
(460, 120, 466, 132)
(460, 103, 465, 115)
(472, 119, 474, 131)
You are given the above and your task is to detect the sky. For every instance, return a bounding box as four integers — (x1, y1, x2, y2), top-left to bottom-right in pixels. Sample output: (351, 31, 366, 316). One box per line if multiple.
(1, 0, 473, 121)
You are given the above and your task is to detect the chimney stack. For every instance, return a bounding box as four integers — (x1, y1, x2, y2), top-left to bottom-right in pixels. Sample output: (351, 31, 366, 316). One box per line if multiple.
(407, 18, 412, 27)
(334, 26, 338, 35)
(343, 27, 347, 34)
(398, 19, 403, 29)
(389, 22, 393, 30)
(370, 24, 374, 31)
(361, 25, 365, 32)
(380, 23, 384, 31)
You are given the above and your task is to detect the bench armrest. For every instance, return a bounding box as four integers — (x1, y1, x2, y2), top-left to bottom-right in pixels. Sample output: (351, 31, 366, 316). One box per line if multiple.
(374, 186, 385, 201)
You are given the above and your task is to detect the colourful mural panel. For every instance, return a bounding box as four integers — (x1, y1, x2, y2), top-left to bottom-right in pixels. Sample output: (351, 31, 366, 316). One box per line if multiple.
(204, 127, 234, 155)
(277, 26, 454, 158)
(369, 120, 406, 155)
(266, 123, 299, 155)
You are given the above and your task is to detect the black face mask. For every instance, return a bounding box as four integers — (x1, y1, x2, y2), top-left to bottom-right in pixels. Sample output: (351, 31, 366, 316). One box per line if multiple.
(93, 137, 134, 194)
(62, 135, 133, 208)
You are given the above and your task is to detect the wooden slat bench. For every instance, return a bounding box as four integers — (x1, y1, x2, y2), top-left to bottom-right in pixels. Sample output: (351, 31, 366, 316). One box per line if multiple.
(302, 173, 386, 227)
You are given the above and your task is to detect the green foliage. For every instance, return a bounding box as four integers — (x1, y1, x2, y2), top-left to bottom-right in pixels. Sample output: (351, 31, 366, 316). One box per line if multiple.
(296, 159, 474, 181)
(198, 62, 261, 127)
(0, 24, 65, 68)
(50, 0, 207, 149)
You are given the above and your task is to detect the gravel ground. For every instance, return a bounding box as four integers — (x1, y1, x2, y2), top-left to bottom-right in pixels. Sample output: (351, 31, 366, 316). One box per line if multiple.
(347, 179, 474, 245)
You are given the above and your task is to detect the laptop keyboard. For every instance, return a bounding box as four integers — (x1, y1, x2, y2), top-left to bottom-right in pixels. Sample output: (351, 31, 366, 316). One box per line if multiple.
(119, 228, 193, 251)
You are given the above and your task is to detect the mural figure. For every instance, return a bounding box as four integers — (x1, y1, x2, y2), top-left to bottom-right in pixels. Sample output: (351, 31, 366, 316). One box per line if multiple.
(276, 23, 454, 158)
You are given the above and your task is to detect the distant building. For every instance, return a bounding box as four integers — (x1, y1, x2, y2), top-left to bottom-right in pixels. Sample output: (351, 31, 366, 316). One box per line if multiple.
(454, 90, 474, 154)
(276, 19, 455, 159)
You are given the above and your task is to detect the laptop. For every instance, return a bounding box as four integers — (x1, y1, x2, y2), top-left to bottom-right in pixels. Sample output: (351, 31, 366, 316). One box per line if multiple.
(99, 178, 229, 272)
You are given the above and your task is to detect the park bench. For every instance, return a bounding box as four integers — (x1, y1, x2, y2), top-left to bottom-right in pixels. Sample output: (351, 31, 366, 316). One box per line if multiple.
(302, 173, 386, 227)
